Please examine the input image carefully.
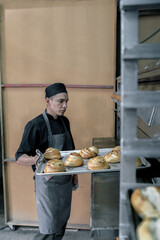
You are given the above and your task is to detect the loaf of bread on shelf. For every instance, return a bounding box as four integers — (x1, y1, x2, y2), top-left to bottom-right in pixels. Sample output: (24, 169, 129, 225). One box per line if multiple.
(88, 156, 110, 170)
(136, 157, 142, 167)
(64, 152, 83, 167)
(44, 147, 61, 160)
(79, 146, 99, 159)
(131, 186, 160, 219)
(137, 218, 160, 240)
(44, 159, 65, 173)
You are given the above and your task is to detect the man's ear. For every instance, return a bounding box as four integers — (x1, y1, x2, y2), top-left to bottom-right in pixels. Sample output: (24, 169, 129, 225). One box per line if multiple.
(45, 97, 50, 104)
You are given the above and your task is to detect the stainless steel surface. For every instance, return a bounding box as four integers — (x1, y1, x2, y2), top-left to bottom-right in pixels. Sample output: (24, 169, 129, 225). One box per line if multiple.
(139, 107, 160, 127)
(120, 0, 160, 239)
(91, 172, 119, 240)
(148, 107, 157, 127)
(137, 117, 160, 139)
(138, 107, 156, 127)
(123, 43, 160, 60)
(36, 149, 45, 169)
(122, 139, 160, 158)
(122, 91, 160, 108)
(36, 149, 150, 176)
(121, 0, 160, 10)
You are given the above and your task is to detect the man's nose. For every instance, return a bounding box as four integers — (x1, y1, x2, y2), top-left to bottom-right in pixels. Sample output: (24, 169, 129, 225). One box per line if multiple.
(63, 101, 67, 108)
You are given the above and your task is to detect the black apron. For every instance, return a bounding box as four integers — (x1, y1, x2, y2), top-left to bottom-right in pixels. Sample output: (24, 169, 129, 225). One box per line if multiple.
(35, 111, 73, 234)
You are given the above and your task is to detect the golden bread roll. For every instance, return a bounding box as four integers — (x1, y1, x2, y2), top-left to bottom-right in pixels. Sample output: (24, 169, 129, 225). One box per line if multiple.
(88, 156, 110, 170)
(79, 146, 99, 159)
(136, 157, 142, 167)
(44, 159, 65, 173)
(64, 152, 83, 167)
(112, 145, 121, 151)
(137, 218, 160, 240)
(89, 146, 99, 155)
(131, 186, 160, 219)
(45, 147, 61, 160)
(104, 150, 120, 163)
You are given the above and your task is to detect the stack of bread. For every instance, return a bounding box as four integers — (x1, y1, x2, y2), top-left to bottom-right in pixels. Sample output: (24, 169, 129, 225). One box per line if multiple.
(44, 147, 65, 173)
(130, 186, 160, 240)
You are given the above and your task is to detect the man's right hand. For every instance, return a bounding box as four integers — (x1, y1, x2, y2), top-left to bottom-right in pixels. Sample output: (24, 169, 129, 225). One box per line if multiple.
(16, 154, 38, 166)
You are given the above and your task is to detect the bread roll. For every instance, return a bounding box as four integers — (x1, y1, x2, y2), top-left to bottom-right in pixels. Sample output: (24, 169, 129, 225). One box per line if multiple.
(104, 150, 120, 163)
(136, 157, 142, 167)
(89, 146, 99, 155)
(137, 218, 160, 240)
(112, 146, 121, 151)
(44, 159, 65, 173)
(64, 152, 83, 167)
(104, 147, 142, 166)
(45, 147, 61, 160)
(88, 156, 110, 170)
(79, 146, 99, 159)
(131, 186, 160, 219)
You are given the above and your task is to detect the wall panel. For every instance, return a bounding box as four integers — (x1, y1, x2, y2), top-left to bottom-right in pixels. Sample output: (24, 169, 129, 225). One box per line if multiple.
(1, 0, 116, 228)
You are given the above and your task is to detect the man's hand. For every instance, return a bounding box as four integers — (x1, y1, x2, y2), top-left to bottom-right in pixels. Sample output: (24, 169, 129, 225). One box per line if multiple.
(16, 154, 38, 166)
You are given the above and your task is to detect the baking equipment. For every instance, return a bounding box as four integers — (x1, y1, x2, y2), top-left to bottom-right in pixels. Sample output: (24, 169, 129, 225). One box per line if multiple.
(35, 148, 151, 176)
(35, 147, 151, 240)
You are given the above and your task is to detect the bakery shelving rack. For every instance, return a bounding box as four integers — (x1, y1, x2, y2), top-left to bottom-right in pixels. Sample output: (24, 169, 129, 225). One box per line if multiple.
(119, 1, 160, 240)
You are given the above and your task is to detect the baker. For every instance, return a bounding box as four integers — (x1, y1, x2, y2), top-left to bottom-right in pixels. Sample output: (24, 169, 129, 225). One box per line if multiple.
(15, 82, 78, 240)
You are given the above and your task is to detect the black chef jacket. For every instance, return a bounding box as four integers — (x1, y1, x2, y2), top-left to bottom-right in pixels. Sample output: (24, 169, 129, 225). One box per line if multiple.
(15, 112, 75, 171)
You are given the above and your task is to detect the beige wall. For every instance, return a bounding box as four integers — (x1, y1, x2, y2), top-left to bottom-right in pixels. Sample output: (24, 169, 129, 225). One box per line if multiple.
(1, 0, 116, 159)
(1, 0, 116, 227)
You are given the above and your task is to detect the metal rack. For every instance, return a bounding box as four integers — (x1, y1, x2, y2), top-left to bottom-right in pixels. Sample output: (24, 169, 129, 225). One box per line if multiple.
(119, 1, 160, 240)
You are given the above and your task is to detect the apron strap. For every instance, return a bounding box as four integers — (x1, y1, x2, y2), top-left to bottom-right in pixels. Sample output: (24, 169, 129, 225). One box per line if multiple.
(60, 117, 68, 132)
(42, 110, 68, 147)
(42, 110, 53, 138)
(43, 110, 68, 135)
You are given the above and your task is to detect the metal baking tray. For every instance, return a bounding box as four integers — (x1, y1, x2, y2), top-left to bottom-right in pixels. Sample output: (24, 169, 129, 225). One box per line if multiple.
(36, 148, 151, 176)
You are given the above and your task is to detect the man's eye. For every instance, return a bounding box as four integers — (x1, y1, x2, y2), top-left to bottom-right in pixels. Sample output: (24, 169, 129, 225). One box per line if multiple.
(58, 99, 68, 104)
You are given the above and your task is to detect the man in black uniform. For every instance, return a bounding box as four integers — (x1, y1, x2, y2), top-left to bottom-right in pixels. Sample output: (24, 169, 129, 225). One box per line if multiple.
(16, 83, 78, 240)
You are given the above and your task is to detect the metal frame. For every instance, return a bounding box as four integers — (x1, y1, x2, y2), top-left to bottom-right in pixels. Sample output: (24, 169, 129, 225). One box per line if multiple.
(0, 6, 7, 226)
(119, 0, 160, 239)
(91, 172, 120, 240)
(0, 7, 3, 180)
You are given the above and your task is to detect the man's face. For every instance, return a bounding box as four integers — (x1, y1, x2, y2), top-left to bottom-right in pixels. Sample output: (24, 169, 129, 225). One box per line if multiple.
(46, 92, 69, 118)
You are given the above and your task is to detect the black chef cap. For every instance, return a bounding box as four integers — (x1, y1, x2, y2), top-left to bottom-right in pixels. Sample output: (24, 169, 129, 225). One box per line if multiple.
(45, 83, 67, 98)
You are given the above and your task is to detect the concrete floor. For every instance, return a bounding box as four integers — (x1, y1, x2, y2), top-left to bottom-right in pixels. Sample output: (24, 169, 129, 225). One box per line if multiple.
(0, 181, 94, 240)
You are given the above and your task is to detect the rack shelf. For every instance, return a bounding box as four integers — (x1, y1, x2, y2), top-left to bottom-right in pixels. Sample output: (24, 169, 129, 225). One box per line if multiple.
(119, 0, 160, 239)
